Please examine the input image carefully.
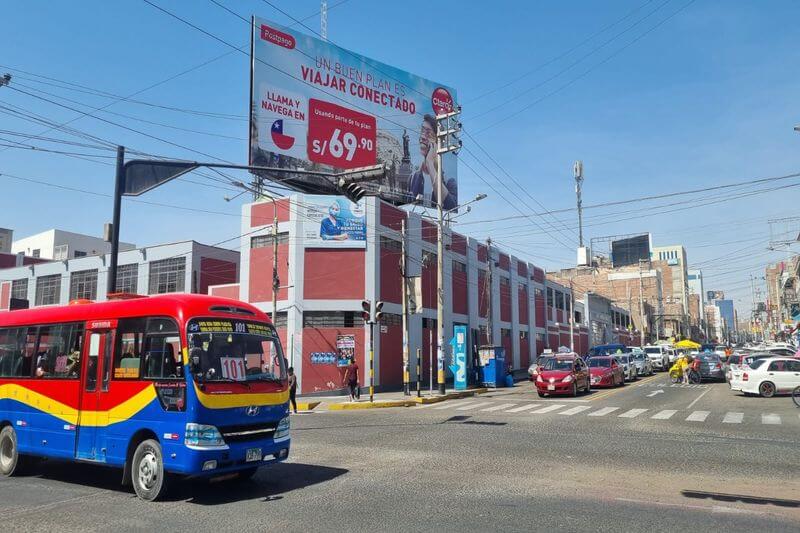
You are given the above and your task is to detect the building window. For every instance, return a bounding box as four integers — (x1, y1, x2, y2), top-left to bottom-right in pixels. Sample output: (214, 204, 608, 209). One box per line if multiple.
(35, 275, 61, 306)
(270, 311, 288, 329)
(555, 291, 565, 311)
(422, 250, 436, 268)
(148, 257, 186, 294)
(535, 287, 543, 298)
(73, 250, 87, 258)
(251, 233, 289, 248)
(501, 327, 511, 338)
(302, 311, 357, 328)
(53, 245, 68, 261)
(32, 249, 40, 258)
(423, 317, 437, 330)
(499, 276, 510, 288)
(379, 236, 401, 253)
(519, 330, 528, 340)
(535, 332, 546, 343)
(453, 260, 467, 273)
(116, 264, 139, 294)
(575, 311, 582, 323)
(11, 279, 28, 300)
(547, 288, 554, 307)
(380, 313, 402, 327)
(69, 269, 98, 301)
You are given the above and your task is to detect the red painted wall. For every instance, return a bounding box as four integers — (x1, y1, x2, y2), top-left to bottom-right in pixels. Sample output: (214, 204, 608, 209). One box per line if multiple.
(559, 330, 570, 349)
(304, 249, 365, 300)
(517, 262, 528, 278)
(535, 338, 545, 357)
(476, 244, 487, 263)
(452, 265, 468, 315)
(379, 322, 402, 387)
(556, 309, 564, 324)
(501, 331, 513, 368)
(421, 220, 437, 244)
(450, 233, 467, 256)
(498, 253, 510, 271)
(250, 198, 290, 228)
(421, 323, 436, 385)
(532, 267, 545, 284)
(499, 279, 511, 323)
(518, 286, 528, 324)
(0, 281, 10, 310)
(199, 257, 237, 295)
(0, 253, 48, 268)
(380, 202, 406, 231)
(379, 242, 402, 305)
(548, 333, 559, 349)
(421, 255, 437, 310)
(301, 327, 364, 394)
(535, 291, 545, 328)
(519, 335, 530, 369)
(208, 284, 240, 300)
(249, 244, 289, 303)
(477, 271, 488, 318)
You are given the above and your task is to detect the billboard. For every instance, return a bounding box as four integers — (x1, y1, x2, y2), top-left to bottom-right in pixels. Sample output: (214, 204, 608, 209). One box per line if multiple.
(299, 195, 366, 247)
(250, 17, 458, 209)
(610, 234, 651, 268)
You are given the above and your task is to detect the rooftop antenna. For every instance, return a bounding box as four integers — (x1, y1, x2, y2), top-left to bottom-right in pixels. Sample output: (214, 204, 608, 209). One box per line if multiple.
(320, 0, 327, 40)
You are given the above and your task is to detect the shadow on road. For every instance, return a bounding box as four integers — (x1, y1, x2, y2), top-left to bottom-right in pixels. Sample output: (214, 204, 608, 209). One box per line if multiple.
(682, 490, 800, 508)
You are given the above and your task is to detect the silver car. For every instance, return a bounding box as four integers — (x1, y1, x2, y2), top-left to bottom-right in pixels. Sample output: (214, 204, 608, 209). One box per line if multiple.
(630, 350, 654, 376)
(614, 354, 638, 381)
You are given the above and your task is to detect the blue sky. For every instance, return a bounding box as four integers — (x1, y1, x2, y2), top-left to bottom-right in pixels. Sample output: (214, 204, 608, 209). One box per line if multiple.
(2, 0, 800, 315)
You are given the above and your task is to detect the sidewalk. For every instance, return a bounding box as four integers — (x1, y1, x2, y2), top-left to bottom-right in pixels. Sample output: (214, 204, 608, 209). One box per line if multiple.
(295, 386, 492, 412)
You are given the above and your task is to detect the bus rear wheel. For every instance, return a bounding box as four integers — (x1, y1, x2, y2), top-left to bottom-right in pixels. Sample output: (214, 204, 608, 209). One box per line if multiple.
(0, 426, 27, 477)
(132, 439, 170, 501)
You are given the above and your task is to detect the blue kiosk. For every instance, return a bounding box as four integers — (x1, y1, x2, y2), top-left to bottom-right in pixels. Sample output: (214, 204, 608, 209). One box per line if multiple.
(478, 345, 507, 388)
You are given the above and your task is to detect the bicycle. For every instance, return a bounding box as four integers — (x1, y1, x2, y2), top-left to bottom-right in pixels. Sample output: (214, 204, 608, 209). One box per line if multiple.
(793, 385, 800, 408)
(669, 368, 701, 384)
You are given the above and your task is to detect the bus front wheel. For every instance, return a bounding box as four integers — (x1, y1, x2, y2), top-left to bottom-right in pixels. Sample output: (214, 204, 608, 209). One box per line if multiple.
(0, 426, 26, 477)
(131, 439, 170, 501)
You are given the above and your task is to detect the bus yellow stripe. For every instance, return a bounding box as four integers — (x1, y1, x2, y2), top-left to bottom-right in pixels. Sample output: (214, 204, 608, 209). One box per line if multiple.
(193, 384, 289, 409)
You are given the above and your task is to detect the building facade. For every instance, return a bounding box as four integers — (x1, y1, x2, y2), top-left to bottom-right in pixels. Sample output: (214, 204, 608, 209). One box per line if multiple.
(11, 229, 135, 260)
(0, 241, 238, 311)
(0, 228, 12, 254)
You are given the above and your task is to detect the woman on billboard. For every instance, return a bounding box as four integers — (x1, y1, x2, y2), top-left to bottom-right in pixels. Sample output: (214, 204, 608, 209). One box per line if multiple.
(320, 201, 351, 241)
(408, 114, 458, 211)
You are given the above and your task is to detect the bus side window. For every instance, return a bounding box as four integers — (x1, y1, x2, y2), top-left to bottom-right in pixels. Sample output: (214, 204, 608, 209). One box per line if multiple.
(34, 323, 83, 379)
(142, 318, 181, 380)
(0, 328, 29, 377)
(113, 318, 146, 380)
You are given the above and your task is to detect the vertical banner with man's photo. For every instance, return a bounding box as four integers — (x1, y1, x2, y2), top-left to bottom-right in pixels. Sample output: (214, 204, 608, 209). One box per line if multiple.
(249, 16, 458, 209)
(300, 195, 366, 247)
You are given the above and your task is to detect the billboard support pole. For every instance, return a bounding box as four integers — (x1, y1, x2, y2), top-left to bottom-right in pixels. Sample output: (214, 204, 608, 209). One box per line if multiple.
(272, 197, 279, 326)
(401, 218, 410, 395)
(638, 259, 646, 346)
(107, 145, 125, 295)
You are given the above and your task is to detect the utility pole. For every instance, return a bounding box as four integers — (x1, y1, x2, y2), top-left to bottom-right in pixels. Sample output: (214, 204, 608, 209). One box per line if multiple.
(638, 259, 646, 346)
(401, 218, 410, 395)
(107, 146, 125, 294)
(568, 278, 575, 352)
(272, 197, 279, 325)
(435, 107, 461, 396)
(486, 237, 494, 345)
(320, 0, 327, 40)
(574, 160, 585, 248)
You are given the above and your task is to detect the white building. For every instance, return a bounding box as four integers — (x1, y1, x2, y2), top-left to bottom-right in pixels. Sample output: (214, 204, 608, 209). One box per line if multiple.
(687, 269, 705, 307)
(0, 241, 239, 310)
(11, 229, 135, 260)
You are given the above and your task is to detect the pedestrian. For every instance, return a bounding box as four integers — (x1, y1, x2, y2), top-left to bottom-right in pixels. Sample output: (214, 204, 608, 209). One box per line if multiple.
(343, 356, 360, 401)
(288, 366, 298, 414)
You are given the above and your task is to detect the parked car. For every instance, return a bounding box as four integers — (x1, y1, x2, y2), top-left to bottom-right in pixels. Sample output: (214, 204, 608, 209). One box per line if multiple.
(630, 350, 654, 376)
(615, 354, 638, 381)
(728, 352, 776, 388)
(697, 353, 725, 381)
(736, 357, 800, 398)
(722, 353, 742, 382)
(534, 355, 591, 397)
(588, 343, 630, 357)
(588, 356, 625, 388)
(528, 355, 554, 381)
(643, 345, 670, 371)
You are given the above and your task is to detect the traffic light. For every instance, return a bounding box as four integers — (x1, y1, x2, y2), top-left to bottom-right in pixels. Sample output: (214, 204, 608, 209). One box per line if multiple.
(361, 299, 372, 323)
(374, 301, 384, 322)
(339, 178, 366, 203)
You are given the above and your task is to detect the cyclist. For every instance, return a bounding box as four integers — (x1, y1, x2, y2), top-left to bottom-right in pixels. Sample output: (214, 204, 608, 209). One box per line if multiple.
(688, 355, 702, 384)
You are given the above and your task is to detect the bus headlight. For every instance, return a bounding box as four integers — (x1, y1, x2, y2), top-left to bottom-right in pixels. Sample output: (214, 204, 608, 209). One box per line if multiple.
(185, 423, 226, 447)
(274, 416, 290, 440)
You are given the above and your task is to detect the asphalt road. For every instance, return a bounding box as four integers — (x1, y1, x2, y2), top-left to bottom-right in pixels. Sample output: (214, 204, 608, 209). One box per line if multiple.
(2, 373, 799, 532)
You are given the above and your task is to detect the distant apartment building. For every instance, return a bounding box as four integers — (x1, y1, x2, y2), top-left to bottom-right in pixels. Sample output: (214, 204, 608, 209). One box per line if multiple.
(11, 229, 135, 260)
(0, 228, 12, 254)
(652, 245, 689, 332)
(0, 241, 238, 311)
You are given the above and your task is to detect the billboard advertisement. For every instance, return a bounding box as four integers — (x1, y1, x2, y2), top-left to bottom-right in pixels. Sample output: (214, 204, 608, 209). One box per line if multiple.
(300, 195, 366, 247)
(250, 16, 458, 209)
(610, 234, 651, 268)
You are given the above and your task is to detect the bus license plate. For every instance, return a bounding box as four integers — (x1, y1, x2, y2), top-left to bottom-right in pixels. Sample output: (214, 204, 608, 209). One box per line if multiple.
(246, 448, 262, 462)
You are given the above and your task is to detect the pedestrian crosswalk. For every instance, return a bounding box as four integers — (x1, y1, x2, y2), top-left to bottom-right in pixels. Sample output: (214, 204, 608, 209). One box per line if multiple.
(416, 399, 798, 427)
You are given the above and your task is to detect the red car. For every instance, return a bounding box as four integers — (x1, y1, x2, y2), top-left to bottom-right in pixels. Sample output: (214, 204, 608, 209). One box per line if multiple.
(588, 356, 625, 388)
(535, 356, 591, 397)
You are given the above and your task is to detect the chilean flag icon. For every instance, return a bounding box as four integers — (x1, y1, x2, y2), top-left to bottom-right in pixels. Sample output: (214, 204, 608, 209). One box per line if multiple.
(270, 119, 295, 150)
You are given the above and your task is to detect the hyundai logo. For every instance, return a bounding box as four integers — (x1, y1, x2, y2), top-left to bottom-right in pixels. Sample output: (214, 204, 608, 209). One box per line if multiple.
(246, 406, 260, 417)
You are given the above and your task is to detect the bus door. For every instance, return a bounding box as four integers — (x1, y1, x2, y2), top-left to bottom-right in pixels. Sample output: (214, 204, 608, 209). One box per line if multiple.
(75, 321, 116, 461)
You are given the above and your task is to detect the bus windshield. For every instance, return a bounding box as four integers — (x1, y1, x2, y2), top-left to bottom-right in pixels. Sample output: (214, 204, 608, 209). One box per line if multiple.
(188, 319, 287, 383)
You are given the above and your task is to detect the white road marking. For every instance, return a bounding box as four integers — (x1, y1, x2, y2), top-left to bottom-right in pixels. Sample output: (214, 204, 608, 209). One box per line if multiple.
(646, 390, 665, 397)
(618, 408, 648, 418)
(480, 403, 516, 412)
(651, 410, 677, 420)
(558, 405, 592, 416)
(762, 413, 781, 425)
(530, 404, 566, 414)
(456, 402, 493, 411)
(435, 401, 473, 410)
(686, 410, 710, 422)
(686, 388, 712, 409)
(413, 403, 439, 409)
(588, 407, 619, 417)
(722, 412, 744, 424)
(505, 404, 538, 413)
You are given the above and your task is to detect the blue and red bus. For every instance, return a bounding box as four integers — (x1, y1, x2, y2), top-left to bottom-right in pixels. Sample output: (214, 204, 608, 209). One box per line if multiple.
(0, 293, 290, 500)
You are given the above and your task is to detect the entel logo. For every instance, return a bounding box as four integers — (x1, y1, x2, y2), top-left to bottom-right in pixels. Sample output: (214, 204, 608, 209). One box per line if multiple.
(260, 24, 295, 49)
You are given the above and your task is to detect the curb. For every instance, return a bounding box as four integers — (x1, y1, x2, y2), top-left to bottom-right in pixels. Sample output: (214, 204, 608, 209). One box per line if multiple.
(411, 388, 489, 404)
(296, 401, 321, 411)
(328, 399, 415, 410)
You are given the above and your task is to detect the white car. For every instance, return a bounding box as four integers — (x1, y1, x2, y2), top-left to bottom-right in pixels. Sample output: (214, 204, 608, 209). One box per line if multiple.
(643, 345, 669, 371)
(728, 353, 776, 389)
(735, 357, 800, 397)
(614, 354, 638, 381)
